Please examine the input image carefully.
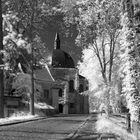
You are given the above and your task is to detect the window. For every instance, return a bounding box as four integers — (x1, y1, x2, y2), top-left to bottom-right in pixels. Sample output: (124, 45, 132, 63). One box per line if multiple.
(69, 80, 74, 92)
(59, 89, 63, 97)
(44, 90, 49, 99)
(79, 84, 84, 92)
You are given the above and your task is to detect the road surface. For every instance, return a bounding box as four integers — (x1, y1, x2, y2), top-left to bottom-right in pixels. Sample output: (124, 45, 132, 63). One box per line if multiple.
(68, 113, 122, 140)
(0, 115, 89, 140)
(69, 113, 99, 140)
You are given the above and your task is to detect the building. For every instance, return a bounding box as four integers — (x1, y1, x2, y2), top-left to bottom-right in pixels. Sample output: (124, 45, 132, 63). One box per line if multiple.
(4, 33, 89, 116)
(38, 33, 89, 114)
(3, 67, 55, 117)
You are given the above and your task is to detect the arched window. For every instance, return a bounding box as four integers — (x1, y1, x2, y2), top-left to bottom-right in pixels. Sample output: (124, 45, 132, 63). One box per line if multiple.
(79, 84, 84, 93)
(59, 89, 63, 97)
(69, 80, 74, 92)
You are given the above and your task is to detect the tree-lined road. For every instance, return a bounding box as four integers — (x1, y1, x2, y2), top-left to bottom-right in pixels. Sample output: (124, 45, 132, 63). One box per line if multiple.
(70, 113, 99, 140)
(0, 115, 89, 140)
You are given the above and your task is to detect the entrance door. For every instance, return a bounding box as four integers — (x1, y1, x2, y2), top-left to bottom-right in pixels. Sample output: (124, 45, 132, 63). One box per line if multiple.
(59, 104, 63, 113)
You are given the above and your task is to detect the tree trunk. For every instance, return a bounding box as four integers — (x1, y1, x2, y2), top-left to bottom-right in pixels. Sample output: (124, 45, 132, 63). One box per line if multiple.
(29, 0, 37, 116)
(0, 0, 4, 118)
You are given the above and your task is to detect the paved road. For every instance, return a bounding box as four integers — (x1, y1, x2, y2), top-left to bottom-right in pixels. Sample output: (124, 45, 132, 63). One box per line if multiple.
(68, 113, 122, 140)
(0, 115, 89, 140)
(69, 113, 99, 140)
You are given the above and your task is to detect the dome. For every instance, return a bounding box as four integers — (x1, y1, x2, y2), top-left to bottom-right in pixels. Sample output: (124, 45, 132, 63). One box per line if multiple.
(51, 33, 75, 68)
(52, 50, 75, 68)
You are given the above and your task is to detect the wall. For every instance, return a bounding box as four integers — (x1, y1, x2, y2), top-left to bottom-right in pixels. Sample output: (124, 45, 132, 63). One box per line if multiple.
(52, 89, 59, 110)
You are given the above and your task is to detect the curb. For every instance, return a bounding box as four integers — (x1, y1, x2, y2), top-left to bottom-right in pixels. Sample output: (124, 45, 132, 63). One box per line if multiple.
(66, 115, 92, 140)
(0, 116, 46, 127)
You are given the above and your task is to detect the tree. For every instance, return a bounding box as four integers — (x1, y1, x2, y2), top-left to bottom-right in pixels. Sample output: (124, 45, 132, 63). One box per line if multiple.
(2, 0, 63, 69)
(77, 0, 121, 81)
(65, 0, 121, 114)
(2, 0, 64, 115)
(0, 0, 4, 118)
(12, 73, 43, 102)
(120, 0, 140, 121)
(3, 12, 29, 73)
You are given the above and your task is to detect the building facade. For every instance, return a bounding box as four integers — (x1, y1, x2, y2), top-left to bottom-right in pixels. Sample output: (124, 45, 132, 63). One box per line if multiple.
(39, 33, 89, 114)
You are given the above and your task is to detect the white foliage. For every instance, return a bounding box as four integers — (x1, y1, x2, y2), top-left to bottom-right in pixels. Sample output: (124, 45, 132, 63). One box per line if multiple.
(12, 73, 43, 101)
(0, 112, 38, 123)
(12, 73, 32, 92)
(78, 47, 103, 91)
(96, 115, 136, 140)
(120, 8, 140, 121)
(2, 12, 30, 71)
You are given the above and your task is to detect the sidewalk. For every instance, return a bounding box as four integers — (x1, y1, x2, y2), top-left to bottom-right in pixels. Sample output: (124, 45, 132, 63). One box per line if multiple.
(109, 114, 140, 140)
(109, 114, 127, 130)
(0, 115, 46, 127)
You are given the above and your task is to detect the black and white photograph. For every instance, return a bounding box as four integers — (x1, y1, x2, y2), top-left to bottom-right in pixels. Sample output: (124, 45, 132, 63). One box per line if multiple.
(0, 0, 140, 139)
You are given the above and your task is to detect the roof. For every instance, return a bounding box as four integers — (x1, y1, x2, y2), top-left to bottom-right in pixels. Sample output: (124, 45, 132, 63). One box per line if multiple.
(52, 49, 75, 68)
(51, 33, 75, 68)
(34, 65, 55, 82)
